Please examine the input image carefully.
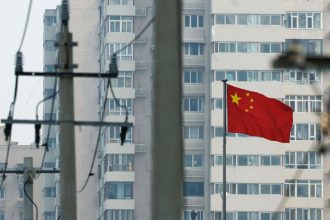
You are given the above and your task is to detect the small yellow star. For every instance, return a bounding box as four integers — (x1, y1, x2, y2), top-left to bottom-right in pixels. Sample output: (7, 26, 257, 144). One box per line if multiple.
(246, 93, 250, 97)
(230, 92, 242, 106)
(250, 105, 254, 110)
(250, 98, 254, 103)
(245, 109, 249, 112)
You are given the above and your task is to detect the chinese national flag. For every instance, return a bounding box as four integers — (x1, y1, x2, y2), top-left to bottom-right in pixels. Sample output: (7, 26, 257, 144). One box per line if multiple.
(227, 84, 293, 143)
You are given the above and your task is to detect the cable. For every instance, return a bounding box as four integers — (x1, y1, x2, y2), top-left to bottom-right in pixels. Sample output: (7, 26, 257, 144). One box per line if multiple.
(16, 79, 41, 117)
(77, 79, 110, 192)
(114, 17, 154, 55)
(77, 17, 154, 192)
(1, 0, 34, 189)
(1, 52, 24, 189)
(35, 78, 58, 179)
(24, 180, 38, 220)
(18, 0, 33, 52)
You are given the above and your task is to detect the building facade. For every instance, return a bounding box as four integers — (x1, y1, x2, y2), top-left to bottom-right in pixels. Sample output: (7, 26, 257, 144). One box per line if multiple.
(43, 0, 330, 220)
(0, 127, 45, 220)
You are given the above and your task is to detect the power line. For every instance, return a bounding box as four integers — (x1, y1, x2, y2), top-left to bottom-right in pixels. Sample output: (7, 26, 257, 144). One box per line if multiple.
(18, 0, 33, 52)
(77, 17, 155, 193)
(1, 52, 23, 189)
(34, 81, 59, 180)
(35, 77, 58, 179)
(1, 0, 34, 188)
(24, 180, 38, 220)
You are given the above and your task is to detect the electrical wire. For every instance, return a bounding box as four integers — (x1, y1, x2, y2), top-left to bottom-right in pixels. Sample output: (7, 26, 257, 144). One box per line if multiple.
(35, 78, 58, 179)
(18, 0, 33, 52)
(114, 17, 154, 55)
(77, 16, 154, 193)
(24, 180, 38, 220)
(16, 79, 41, 117)
(77, 79, 111, 192)
(1, 0, 34, 189)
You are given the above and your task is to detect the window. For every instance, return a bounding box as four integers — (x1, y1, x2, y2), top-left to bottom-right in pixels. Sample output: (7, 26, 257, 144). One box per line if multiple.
(214, 42, 282, 54)
(184, 154, 203, 168)
(0, 211, 4, 220)
(107, 154, 134, 171)
(19, 187, 23, 198)
(283, 69, 321, 85)
(45, 16, 56, 25)
(184, 126, 204, 139)
(285, 151, 321, 169)
(44, 162, 56, 169)
(44, 89, 55, 97)
(104, 209, 134, 220)
(212, 155, 236, 166)
(212, 212, 235, 220)
(285, 208, 322, 220)
(106, 182, 133, 199)
(109, 127, 132, 143)
(108, 43, 133, 60)
(212, 155, 281, 167)
(214, 14, 281, 26)
(213, 70, 281, 82)
(185, 15, 204, 28)
(44, 212, 56, 220)
(44, 113, 56, 120)
(108, 0, 130, 5)
(284, 95, 322, 112)
(183, 69, 204, 83)
(110, 72, 133, 88)
(44, 187, 56, 197)
(237, 212, 259, 220)
(44, 65, 55, 72)
(0, 189, 4, 199)
(108, 16, 133, 32)
(290, 123, 321, 141)
(183, 210, 204, 220)
(285, 39, 322, 56)
(183, 182, 204, 197)
(215, 14, 236, 24)
(286, 12, 321, 29)
(212, 98, 223, 110)
(212, 127, 245, 138)
(284, 180, 322, 197)
(184, 43, 204, 55)
(109, 98, 133, 115)
(184, 97, 204, 112)
(44, 40, 56, 50)
(46, 138, 56, 149)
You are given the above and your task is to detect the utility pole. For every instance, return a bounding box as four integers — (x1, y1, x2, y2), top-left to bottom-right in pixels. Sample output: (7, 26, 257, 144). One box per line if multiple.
(151, 0, 183, 219)
(58, 1, 77, 219)
(23, 157, 34, 220)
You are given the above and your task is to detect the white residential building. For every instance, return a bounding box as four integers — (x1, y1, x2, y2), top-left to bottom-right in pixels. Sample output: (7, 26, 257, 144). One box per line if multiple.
(43, 0, 330, 220)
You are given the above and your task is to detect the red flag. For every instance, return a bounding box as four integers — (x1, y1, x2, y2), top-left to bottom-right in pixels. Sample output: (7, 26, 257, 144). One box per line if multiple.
(227, 84, 293, 143)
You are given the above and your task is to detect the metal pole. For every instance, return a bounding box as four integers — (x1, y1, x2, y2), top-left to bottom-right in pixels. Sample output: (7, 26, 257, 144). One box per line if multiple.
(222, 79, 228, 220)
(151, 0, 183, 218)
(23, 157, 33, 220)
(58, 4, 77, 219)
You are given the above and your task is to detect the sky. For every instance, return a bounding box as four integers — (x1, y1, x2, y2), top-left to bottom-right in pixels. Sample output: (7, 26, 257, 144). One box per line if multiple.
(0, 0, 61, 144)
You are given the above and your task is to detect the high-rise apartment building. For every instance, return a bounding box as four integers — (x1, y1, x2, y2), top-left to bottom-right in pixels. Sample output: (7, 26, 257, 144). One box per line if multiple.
(43, 0, 330, 220)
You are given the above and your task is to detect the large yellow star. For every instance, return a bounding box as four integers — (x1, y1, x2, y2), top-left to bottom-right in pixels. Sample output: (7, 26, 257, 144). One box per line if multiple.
(231, 92, 242, 105)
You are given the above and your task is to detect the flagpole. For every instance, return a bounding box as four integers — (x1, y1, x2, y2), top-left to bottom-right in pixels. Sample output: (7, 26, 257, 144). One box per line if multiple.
(222, 79, 228, 220)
